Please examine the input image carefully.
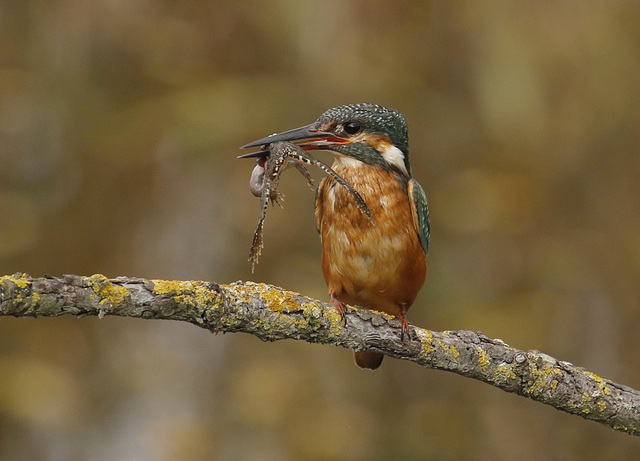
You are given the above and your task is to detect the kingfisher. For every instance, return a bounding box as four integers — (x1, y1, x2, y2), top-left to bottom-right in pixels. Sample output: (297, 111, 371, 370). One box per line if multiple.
(242, 103, 430, 370)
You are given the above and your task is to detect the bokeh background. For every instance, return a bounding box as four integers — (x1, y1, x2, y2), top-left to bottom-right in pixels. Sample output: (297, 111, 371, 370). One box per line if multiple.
(2, 1, 640, 460)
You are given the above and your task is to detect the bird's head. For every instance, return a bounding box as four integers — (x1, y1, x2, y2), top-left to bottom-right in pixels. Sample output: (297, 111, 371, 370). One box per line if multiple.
(241, 103, 412, 176)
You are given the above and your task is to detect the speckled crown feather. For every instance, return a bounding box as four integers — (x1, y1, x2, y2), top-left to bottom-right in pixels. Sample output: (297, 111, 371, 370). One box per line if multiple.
(316, 103, 409, 157)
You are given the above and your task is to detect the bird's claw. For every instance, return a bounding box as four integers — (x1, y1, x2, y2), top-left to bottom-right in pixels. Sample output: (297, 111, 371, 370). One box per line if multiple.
(398, 316, 411, 341)
(398, 303, 410, 341)
(330, 293, 347, 326)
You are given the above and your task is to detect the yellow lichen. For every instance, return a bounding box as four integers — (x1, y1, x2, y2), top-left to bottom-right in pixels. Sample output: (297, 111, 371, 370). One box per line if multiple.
(0, 274, 41, 312)
(415, 329, 435, 358)
(580, 392, 594, 414)
(153, 280, 191, 296)
(0, 273, 31, 289)
(566, 391, 605, 415)
(153, 279, 220, 310)
(435, 338, 460, 362)
(524, 362, 563, 397)
(493, 363, 517, 384)
(87, 274, 129, 306)
(212, 282, 298, 334)
(477, 347, 491, 371)
(257, 283, 300, 314)
(584, 371, 612, 396)
(312, 301, 343, 339)
(578, 392, 593, 415)
(227, 282, 346, 339)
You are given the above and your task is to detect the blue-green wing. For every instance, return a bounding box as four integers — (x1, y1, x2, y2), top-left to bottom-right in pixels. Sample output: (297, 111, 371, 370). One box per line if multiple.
(408, 178, 430, 257)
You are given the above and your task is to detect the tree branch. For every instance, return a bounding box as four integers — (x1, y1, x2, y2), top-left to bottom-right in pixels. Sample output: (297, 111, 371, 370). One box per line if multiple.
(1, 273, 638, 436)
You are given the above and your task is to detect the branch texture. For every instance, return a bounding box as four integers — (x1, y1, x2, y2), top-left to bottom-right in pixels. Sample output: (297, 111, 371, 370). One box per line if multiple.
(1, 273, 638, 436)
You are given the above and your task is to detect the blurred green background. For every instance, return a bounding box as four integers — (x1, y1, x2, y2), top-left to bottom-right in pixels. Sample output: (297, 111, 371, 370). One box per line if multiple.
(2, 1, 640, 460)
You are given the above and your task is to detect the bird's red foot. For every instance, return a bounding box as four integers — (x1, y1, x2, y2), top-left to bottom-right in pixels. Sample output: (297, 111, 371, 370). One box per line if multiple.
(398, 303, 410, 340)
(330, 293, 347, 325)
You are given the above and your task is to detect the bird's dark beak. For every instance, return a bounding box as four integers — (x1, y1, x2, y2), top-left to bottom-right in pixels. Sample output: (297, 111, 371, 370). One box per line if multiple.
(239, 123, 348, 159)
(236, 149, 269, 159)
(241, 123, 324, 149)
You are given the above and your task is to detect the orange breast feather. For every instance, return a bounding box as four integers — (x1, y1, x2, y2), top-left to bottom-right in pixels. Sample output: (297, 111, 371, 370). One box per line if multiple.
(315, 161, 427, 317)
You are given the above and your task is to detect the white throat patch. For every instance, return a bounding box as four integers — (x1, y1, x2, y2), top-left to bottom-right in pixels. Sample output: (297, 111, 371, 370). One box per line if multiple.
(333, 144, 408, 174)
(334, 155, 365, 169)
(380, 144, 408, 175)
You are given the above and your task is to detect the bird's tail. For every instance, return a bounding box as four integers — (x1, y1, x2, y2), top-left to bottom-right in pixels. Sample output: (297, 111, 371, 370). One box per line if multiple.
(354, 351, 384, 370)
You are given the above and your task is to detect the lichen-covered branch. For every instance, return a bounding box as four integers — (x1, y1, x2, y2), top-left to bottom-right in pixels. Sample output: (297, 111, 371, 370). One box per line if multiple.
(1, 273, 639, 436)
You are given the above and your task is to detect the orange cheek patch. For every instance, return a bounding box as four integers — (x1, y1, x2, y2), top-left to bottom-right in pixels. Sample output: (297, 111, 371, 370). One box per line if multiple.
(353, 133, 393, 151)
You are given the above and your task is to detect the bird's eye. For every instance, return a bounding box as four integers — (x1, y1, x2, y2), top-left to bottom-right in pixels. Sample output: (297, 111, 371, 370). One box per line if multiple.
(343, 121, 361, 135)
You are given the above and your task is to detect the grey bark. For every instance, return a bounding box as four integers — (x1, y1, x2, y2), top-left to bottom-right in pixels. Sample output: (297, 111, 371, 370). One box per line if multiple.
(1, 273, 639, 436)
